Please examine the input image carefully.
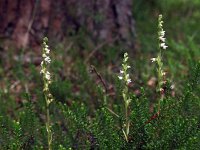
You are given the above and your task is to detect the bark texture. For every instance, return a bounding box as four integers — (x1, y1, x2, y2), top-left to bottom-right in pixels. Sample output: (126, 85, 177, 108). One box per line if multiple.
(0, 0, 135, 49)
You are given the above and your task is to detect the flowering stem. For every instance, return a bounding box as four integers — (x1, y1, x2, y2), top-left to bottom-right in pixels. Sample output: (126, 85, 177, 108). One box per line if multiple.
(118, 53, 132, 142)
(151, 15, 168, 113)
(41, 37, 53, 150)
(156, 14, 167, 113)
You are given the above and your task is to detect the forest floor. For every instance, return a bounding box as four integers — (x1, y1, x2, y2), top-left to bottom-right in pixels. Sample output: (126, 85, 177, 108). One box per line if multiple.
(0, 1, 199, 149)
(1, 0, 199, 107)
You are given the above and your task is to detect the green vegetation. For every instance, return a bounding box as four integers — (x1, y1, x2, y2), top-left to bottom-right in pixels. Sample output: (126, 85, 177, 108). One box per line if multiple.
(0, 1, 200, 149)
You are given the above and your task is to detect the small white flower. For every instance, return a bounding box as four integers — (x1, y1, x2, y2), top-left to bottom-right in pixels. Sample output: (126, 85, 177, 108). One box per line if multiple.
(45, 71, 51, 80)
(127, 79, 131, 84)
(163, 45, 168, 49)
(45, 47, 50, 54)
(42, 54, 47, 58)
(159, 37, 165, 42)
(160, 88, 164, 92)
(40, 69, 44, 74)
(120, 70, 124, 74)
(40, 61, 44, 66)
(162, 71, 166, 76)
(124, 53, 128, 58)
(44, 56, 51, 63)
(170, 84, 175, 89)
(118, 76, 123, 80)
(160, 43, 165, 47)
(126, 74, 130, 78)
(160, 31, 165, 37)
(127, 65, 131, 68)
(160, 43, 168, 49)
(151, 58, 157, 62)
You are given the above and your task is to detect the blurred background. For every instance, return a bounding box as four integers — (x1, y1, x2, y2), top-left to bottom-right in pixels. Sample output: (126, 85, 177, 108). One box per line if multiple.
(0, 0, 200, 107)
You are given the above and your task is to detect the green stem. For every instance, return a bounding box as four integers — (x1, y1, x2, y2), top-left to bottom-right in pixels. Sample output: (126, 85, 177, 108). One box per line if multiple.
(43, 72, 52, 150)
(123, 86, 129, 142)
(46, 106, 52, 150)
(45, 92, 52, 150)
(157, 48, 164, 113)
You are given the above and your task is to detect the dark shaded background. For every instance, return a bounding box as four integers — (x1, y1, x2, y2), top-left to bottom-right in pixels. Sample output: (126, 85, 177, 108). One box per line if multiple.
(0, 0, 135, 51)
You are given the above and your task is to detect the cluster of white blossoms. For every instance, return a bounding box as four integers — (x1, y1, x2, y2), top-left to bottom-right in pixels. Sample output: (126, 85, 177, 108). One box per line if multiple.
(151, 14, 168, 63)
(40, 37, 54, 104)
(40, 38, 51, 82)
(118, 53, 132, 85)
(158, 14, 168, 50)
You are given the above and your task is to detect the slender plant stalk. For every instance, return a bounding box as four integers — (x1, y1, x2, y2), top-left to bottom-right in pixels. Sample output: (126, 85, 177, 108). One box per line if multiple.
(45, 95, 52, 150)
(151, 14, 168, 113)
(157, 53, 164, 112)
(40, 37, 54, 150)
(118, 53, 132, 142)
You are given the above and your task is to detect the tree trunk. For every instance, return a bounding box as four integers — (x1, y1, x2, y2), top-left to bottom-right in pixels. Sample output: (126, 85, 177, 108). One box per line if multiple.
(0, 0, 135, 50)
